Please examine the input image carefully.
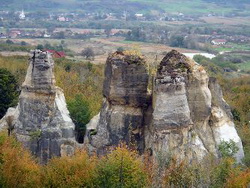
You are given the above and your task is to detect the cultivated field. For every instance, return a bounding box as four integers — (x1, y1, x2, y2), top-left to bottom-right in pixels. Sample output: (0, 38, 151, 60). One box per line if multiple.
(0, 37, 200, 64)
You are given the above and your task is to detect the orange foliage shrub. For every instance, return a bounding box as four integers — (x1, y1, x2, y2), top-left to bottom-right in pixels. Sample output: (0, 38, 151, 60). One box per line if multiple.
(226, 169, 250, 188)
(0, 132, 41, 188)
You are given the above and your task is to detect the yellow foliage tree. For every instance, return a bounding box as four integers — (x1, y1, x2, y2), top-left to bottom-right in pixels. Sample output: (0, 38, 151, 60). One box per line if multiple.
(96, 144, 149, 188)
(43, 150, 97, 188)
(0, 132, 42, 188)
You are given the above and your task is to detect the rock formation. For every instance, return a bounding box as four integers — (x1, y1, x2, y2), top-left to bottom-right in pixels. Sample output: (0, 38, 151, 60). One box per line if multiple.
(0, 50, 76, 163)
(85, 52, 149, 154)
(86, 50, 244, 162)
(145, 50, 244, 162)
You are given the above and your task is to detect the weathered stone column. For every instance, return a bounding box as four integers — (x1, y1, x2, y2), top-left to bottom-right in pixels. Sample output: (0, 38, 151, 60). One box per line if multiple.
(0, 50, 77, 163)
(85, 52, 149, 154)
(145, 50, 244, 162)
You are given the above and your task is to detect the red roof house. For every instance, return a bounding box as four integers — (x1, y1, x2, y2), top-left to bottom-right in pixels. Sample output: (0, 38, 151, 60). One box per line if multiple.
(47, 49, 66, 58)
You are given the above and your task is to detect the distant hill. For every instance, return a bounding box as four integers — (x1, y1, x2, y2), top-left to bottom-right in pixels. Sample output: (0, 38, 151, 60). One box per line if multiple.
(0, 0, 250, 15)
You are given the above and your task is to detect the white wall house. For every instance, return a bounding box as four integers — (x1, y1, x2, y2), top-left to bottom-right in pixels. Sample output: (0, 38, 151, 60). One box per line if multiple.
(211, 39, 227, 45)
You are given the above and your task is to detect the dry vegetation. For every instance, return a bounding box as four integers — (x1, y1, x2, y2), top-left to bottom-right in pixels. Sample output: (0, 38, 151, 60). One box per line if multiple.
(0, 131, 250, 188)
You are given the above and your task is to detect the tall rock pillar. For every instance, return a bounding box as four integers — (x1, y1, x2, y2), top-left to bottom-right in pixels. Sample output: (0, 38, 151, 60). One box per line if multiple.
(145, 50, 244, 162)
(0, 50, 77, 163)
(85, 52, 149, 154)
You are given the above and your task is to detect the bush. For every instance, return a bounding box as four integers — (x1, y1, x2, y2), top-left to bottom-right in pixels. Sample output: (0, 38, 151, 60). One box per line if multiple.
(0, 132, 249, 188)
(218, 139, 239, 158)
(67, 94, 91, 143)
(43, 150, 97, 188)
(6, 39, 14, 44)
(163, 158, 199, 188)
(117, 47, 125, 53)
(210, 158, 240, 188)
(96, 145, 149, 188)
(0, 132, 42, 188)
(0, 42, 32, 52)
(20, 41, 28, 46)
(226, 169, 250, 188)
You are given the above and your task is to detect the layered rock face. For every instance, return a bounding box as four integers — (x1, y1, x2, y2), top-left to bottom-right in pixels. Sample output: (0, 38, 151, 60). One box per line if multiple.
(86, 50, 244, 162)
(0, 50, 76, 163)
(146, 50, 244, 162)
(85, 52, 149, 154)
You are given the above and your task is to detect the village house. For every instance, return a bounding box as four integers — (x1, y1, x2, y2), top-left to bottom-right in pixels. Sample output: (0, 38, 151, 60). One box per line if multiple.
(8, 30, 21, 38)
(57, 16, 68, 22)
(135, 13, 145, 21)
(44, 33, 51, 38)
(0, 33, 7, 39)
(211, 39, 227, 45)
(47, 49, 66, 58)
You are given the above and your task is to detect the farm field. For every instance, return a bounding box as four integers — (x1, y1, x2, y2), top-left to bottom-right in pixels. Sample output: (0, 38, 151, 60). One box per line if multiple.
(0, 37, 200, 64)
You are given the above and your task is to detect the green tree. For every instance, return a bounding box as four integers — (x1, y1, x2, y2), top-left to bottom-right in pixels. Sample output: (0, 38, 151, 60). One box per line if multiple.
(0, 68, 19, 118)
(117, 47, 125, 53)
(20, 41, 27, 46)
(36, 44, 44, 50)
(5, 39, 14, 44)
(96, 145, 149, 188)
(81, 47, 95, 60)
(169, 35, 184, 47)
(67, 94, 91, 143)
(218, 139, 239, 158)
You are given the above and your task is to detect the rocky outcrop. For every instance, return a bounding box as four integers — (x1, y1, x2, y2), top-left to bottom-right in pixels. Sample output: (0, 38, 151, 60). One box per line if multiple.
(85, 52, 149, 154)
(86, 50, 244, 162)
(146, 50, 244, 162)
(0, 50, 76, 163)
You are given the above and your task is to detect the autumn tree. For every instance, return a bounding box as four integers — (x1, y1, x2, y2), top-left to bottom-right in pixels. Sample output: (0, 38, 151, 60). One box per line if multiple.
(0, 132, 42, 188)
(96, 145, 149, 188)
(43, 150, 97, 188)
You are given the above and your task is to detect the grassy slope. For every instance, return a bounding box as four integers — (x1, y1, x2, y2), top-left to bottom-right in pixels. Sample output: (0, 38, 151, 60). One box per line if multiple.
(1, 0, 250, 15)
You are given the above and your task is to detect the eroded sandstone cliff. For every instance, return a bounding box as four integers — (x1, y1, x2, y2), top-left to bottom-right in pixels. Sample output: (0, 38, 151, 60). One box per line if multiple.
(85, 52, 149, 154)
(0, 50, 76, 163)
(86, 50, 244, 162)
(0, 49, 244, 163)
(145, 50, 244, 162)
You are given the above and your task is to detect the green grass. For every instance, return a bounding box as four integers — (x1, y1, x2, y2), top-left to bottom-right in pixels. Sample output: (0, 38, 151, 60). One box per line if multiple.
(127, 0, 246, 14)
(237, 62, 250, 72)
(2, 0, 250, 15)
(214, 43, 250, 52)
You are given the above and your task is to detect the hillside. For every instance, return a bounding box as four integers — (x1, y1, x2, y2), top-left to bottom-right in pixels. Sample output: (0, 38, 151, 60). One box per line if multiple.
(1, 0, 250, 15)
